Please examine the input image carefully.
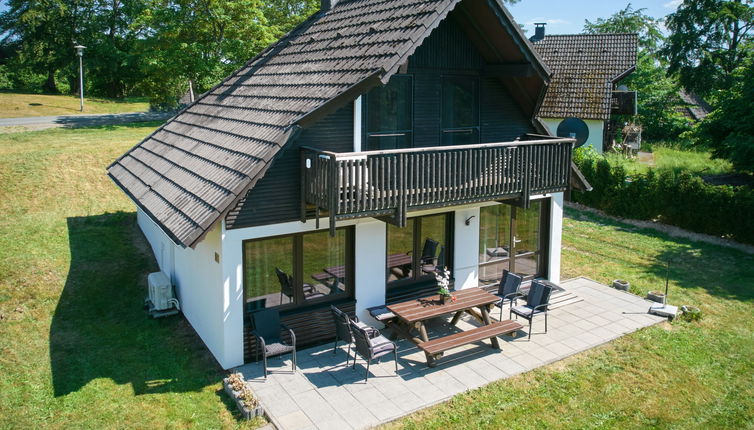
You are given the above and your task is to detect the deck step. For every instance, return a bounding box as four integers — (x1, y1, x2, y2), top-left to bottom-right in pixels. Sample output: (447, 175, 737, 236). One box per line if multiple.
(418, 320, 523, 356)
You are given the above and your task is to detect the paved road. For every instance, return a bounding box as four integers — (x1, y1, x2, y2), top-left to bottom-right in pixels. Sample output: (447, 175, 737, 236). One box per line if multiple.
(0, 111, 175, 130)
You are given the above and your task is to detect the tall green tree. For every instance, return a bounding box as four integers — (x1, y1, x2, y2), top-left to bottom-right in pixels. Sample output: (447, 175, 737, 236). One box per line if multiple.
(692, 58, 754, 172)
(663, 0, 754, 97)
(0, 0, 86, 93)
(134, 0, 315, 108)
(583, 5, 690, 141)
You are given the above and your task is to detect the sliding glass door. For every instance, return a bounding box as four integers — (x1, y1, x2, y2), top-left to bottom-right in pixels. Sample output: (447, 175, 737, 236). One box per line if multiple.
(478, 200, 547, 285)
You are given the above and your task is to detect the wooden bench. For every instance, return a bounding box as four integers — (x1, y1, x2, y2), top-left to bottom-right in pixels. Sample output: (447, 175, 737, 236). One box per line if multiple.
(417, 320, 523, 356)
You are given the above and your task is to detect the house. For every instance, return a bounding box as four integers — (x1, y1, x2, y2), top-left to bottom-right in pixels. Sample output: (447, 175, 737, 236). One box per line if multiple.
(530, 24, 638, 153)
(108, 0, 589, 369)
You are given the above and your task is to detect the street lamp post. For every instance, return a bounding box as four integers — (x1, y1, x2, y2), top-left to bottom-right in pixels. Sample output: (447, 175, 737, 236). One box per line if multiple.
(74, 44, 86, 112)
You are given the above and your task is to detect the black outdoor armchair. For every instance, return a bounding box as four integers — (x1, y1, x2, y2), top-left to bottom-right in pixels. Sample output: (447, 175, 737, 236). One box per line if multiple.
(251, 308, 296, 378)
(349, 321, 398, 382)
(330, 305, 377, 366)
(494, 269, 524, 320)
(510, 280, 553, 340)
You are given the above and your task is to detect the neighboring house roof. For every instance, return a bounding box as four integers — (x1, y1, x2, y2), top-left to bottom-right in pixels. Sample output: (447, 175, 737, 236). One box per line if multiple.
(533, 33, 637, 120)
(107, 0, 549, 248)
(678, 88, 712, 121)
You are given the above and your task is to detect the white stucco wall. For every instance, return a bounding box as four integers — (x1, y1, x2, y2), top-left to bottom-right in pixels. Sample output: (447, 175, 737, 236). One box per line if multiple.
(540, 117, 605, 153)
(137, 208, 228, 368)
(172, 222, 225, 366)
(452, 207, 481, 290)
(354, 221, 387, 325)
(137, 209, 176, 280)
(546, 192, 564, 284)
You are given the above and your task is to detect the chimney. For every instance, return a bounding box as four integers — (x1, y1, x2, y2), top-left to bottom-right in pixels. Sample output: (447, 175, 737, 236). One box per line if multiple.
(321, 0, 338, 11)
(530, 23, 546, 42)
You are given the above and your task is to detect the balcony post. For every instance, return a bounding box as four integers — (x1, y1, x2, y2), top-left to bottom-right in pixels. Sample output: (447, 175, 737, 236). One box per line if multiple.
(329, 155, 338, 237)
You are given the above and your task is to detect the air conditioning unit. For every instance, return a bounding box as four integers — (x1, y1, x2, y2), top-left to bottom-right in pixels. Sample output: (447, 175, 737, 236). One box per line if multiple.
(145, 271, 180, 317)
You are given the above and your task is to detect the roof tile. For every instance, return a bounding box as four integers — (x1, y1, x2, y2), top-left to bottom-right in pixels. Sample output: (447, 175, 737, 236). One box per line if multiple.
(533, 33, 637, 120)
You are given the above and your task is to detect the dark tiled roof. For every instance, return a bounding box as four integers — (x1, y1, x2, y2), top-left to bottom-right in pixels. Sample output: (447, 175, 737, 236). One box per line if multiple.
(533, 33, 637, 120)
(108, 0, 464, 247)
(678, 89, 711, 121)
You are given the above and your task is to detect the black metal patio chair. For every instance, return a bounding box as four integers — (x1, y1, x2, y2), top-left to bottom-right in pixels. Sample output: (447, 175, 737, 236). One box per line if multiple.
(349, 321, 398, 382)
(494, 269, 524, 320)
(510, 280, 553, 340)
(251, 308, 296, 378)
(330, 306, 377, 366)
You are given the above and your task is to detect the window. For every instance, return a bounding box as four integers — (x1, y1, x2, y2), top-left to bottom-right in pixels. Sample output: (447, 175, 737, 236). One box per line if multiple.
(441, 76, 479, 146)
(387, 213, 452, 288)
(243, 228, 353, 313)
(478, 201, 547, 285)
(365, 75, 413, 150)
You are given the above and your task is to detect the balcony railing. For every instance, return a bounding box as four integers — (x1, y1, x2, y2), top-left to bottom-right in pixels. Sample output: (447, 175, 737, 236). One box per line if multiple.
(301, 135, 574, 234)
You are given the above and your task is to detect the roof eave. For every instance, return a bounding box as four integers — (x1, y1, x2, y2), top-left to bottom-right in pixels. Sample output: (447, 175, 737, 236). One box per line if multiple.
(487, 0, 551, 82)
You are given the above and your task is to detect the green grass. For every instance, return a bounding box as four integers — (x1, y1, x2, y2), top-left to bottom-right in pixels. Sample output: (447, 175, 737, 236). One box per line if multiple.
(0, 125, 261, 428)
(0, 92, 150, 118)
(387, 208, 754, 429)
(604, 144, 733, 176)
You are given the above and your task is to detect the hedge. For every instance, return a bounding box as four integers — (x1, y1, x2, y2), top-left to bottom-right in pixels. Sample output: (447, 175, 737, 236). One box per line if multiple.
(572, 153, 754, 245)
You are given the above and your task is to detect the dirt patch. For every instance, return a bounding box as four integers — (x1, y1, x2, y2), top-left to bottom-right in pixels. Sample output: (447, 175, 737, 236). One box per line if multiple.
(637, 151, 655, 166)
(566, 201, 754, 255)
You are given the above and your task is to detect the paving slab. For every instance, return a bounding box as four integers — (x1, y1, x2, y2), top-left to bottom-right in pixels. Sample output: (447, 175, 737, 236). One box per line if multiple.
(235, 277, 665, 429)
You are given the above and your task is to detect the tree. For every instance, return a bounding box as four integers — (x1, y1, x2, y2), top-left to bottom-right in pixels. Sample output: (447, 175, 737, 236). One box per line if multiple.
(692, 58, 754, 172)
(663, 0, 754, 98)
(134, 0, 314, 108)
(0, 0, 82, 93)
(583, 5, 690, 141)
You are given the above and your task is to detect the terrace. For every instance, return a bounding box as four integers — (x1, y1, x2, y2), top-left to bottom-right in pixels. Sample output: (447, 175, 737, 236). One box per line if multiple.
(236, 277, 665, 429)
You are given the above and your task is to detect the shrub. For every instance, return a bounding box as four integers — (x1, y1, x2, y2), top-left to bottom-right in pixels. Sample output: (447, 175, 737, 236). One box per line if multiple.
(573, 154, 754, 245)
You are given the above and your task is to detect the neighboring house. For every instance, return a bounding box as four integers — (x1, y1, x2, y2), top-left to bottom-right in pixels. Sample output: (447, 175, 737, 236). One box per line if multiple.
(530, 24, 638, 153)
(108, 0, 588, 369)
(677, 88, 712, 122)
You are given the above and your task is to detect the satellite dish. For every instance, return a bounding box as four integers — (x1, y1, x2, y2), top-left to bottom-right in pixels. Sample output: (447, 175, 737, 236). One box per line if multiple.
(556, 117, 589, 148)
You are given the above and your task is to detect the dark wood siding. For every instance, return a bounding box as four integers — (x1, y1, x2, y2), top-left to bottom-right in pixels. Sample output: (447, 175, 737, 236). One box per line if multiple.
(226, 104, 354, 229)
(480, 77, 533, 141)
(408, 15, 533, 148)
(227, 14, 534, 230)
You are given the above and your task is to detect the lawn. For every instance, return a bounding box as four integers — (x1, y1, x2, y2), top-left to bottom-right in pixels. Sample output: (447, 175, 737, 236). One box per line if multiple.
(604, 143, 733, 176)
(0, 124, 752, 428)
(0, 92, 150, 118)
(0, 124, 262, 428)
(388, 208, 754, 429)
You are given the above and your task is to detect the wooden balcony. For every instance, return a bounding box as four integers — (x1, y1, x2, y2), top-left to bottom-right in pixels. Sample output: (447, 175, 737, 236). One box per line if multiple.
(301, 135, 575, 234)
(611, 90, 638, 115)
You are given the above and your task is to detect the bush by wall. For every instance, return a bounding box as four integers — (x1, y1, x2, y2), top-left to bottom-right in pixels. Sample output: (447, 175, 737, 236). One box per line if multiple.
(572, 150, 754, 245)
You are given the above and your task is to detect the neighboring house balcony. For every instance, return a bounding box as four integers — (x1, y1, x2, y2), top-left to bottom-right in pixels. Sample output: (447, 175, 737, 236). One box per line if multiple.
(611, 90, 638, 115)
(301, 134, 574, 234)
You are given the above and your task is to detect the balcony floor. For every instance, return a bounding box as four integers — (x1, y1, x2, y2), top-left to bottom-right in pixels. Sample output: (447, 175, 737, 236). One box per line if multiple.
(235, 277, 665, 430)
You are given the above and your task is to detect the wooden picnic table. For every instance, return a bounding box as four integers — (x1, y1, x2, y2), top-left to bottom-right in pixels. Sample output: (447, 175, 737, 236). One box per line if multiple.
(387, 287, 520, 367)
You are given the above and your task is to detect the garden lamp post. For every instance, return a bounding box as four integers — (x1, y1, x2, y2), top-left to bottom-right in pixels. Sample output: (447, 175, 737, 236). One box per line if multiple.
(74, 44, 86, 112)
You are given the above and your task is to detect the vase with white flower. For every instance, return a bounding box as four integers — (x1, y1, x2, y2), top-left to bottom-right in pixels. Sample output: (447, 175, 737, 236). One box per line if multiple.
(435, 267, 453, 304)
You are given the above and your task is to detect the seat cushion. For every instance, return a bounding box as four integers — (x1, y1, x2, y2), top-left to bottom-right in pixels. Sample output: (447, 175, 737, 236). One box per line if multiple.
(265, 342, 294, 357)
(369, 335, 396, 356)
(511, 306, 544, 318)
